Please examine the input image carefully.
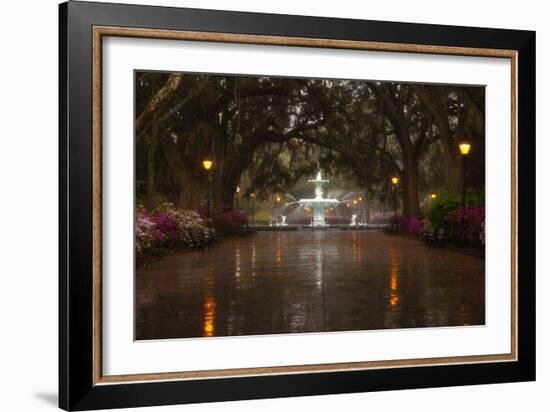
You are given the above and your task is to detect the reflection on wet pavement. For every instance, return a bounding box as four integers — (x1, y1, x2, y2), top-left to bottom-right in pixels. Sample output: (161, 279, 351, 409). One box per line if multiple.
(136, 231, 485, 340)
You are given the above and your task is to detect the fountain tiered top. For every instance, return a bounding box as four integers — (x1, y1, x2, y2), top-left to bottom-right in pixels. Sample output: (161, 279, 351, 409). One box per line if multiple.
(298, 170, 339, 206)
(298, 170, 339, 227)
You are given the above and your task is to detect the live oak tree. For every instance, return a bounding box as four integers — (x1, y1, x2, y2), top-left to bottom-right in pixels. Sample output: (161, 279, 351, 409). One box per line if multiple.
(412, 84, 485, 193)
(136, 74, 327, 211)
(135, 72, 484, 218)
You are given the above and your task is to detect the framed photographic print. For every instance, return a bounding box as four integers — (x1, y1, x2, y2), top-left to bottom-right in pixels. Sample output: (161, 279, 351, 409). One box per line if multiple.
(59, 1, 536, 410)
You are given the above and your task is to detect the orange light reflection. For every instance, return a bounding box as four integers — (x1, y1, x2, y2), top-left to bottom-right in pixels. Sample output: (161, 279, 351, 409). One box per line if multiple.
(203, 271, 216, 337)
(389, 250, 400, 307)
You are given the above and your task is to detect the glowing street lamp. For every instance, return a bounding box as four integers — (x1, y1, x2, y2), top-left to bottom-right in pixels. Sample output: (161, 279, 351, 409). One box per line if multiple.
(430, 193, 437, 199)
(235, 186, 240, 209)
(271, 196, 282, 226)
(391, 176, 399, 220)
(458, 140, 472, 215)
(458, 140, 472, 238)
(459, 142, 471, 155)
(202, 159, 213, 218)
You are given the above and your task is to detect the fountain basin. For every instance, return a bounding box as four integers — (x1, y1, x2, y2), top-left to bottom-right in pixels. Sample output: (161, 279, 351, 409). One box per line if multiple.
(297, 198, 340, 227)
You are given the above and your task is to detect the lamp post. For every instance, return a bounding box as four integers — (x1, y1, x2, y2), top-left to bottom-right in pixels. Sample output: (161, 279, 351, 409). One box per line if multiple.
(235, 186, 240, 210)
(250, 193, 255, 227)
(391, 176, 399, 221)
(275, 196, 281, 225)
(458, 141, 471, 213)
(270, 195, 280, 226)
(430, 193, 437, 200)
(458, 141, 471, 240)
(202, 159, 213, 219)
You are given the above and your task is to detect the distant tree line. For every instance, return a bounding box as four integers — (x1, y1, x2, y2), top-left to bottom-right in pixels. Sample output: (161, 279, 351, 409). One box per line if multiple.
(135, 71, 485, 218)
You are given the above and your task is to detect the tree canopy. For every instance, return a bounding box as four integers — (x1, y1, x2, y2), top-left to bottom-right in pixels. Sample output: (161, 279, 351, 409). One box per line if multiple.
(135, 71, 485, 218)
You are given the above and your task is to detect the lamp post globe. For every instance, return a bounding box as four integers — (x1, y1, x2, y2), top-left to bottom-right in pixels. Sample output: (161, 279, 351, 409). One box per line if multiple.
(458, 140, 472, 235)
(458, 141, 472, 210)
(391, 176, 399, 221)
(202, 159, 213, 219)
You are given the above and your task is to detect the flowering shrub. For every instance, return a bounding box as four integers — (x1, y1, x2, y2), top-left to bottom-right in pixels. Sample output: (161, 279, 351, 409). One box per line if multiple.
(136, 209, 165, 254)
(326, 215, 352, 225)
(421, 205, 485, 248)
(407, 218, 423, 235)
(424, 187, 486, 248)
(213, 209, 248, 236)
(426, 189, 462, 230)
(136, 202, 210, 258)
(391, 214, 423, 235)
(447, 206, 485, 246)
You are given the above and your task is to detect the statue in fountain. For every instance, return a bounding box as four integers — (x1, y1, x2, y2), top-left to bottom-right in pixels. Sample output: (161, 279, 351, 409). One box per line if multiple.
(298, 169, 339, 228)
(350, 214, 358, 227)
(280, 215, 287, 227)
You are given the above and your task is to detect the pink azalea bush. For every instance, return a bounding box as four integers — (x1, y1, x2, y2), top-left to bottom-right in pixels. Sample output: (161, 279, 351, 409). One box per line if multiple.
(424, 188, 485, 248)
(448, 206, 485, 246)
(326, 215, 352, 225)
(135, 210, 165, 254)
(406, 217, 423, 235)
(392, 214, 424, 235)
(421, 206, 485, 247)
(136, 202, 210, 257)
(212, 209, 249, 236)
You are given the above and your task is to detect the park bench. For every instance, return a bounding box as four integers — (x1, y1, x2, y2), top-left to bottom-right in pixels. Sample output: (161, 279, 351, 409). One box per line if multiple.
(423, 227, 447, 246)
(384, 221, 400, 234)
(239, 225, 257, 236)
(189, 228, 206, 250)
(203, 228, 219, 248)
(188, 228, 218, 250)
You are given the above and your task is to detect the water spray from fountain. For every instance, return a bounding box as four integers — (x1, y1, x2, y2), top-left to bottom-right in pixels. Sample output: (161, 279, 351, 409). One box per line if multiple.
(297, 169, 340, 228)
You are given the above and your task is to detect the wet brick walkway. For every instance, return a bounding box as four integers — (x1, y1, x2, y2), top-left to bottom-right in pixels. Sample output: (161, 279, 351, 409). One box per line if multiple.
(136, 230, 485, 340)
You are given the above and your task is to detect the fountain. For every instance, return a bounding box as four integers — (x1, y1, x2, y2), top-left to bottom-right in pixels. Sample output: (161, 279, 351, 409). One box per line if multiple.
(298, 170, 340, 228)
(350, 214, 358, 227)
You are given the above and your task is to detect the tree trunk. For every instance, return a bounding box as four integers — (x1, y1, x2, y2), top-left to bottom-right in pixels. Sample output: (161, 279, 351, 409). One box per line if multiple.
(146, 122, 159, 208)
(396, 137, 421, 219)
(413, 84, 467, 193)
(401, 157, 421, 219)
(177, 169, 201, 210)
(374, 85, 422, 220)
